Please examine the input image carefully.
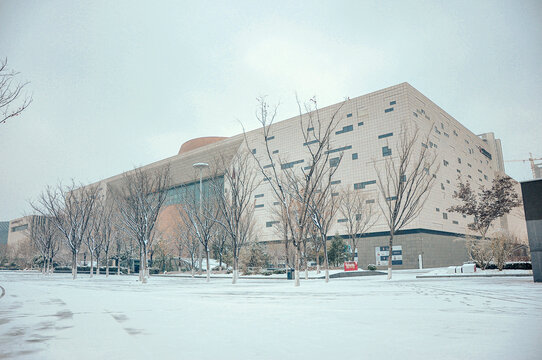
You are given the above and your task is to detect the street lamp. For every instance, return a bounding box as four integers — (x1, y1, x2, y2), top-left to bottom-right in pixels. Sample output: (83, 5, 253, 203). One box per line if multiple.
(193, 162, 209, 275)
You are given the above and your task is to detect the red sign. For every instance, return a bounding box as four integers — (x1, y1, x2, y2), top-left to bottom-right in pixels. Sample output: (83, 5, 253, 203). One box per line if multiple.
(344, 261, 358, 271)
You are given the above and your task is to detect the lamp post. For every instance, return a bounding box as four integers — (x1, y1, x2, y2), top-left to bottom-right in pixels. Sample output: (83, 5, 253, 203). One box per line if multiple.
(193, 162, 209, 275)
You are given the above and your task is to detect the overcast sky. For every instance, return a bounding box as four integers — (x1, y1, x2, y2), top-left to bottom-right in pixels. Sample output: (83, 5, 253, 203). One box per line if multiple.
(0, 0, 541, 220)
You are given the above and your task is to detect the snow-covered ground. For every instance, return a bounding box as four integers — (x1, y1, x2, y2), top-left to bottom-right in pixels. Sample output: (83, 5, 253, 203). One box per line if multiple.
(1, 270, 541, 360)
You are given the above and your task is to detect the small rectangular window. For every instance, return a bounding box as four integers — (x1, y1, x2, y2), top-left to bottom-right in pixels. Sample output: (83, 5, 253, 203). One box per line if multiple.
(252, 149, 256, 154)
(327, 145, 352, 154)
(354, 180, 376, 190)
(281, 159, 304, 169)
(366, 199, 375, 204)
(331, 180, 341, 185)
(272, 150, 279, 154)
(378, 132, 393, 139)
(382, 146, 392, 157)
(254, 194, 264, 198)
(357, 121, 364, 126)
(346, 113, 352, 118)
(307, 127, 314, 131)
(384, 107, 394, 113)
(443, 213, 448, 219)
(329, 157, 341, 167)
(266, 136, 275, 141)
(255, 204, 264, 208)
(337, 218, 348, 223)
(266, 221, 279, 228)
(390, 101, 396, 105)
(336, 125, 354, 135)
(331, 192, 339, 197)
(303, 139, 319, 146)
(386, 196, 397, 201)
(452, 220, 459, 224)
(352, 153, 358, 160)
(436, 208, 440, 212)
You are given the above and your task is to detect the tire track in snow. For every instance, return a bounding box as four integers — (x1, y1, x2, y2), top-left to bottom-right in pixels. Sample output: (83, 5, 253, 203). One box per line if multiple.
(411, 283, 542, 308)
(0, 285, 5, 299)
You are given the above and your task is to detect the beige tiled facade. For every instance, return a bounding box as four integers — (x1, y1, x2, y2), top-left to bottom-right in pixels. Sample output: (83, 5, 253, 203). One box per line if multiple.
(87, 82, 526, 268)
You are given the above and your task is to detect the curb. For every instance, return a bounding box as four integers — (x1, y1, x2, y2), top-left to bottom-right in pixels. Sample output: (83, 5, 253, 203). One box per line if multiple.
(416, 274, 532, 279)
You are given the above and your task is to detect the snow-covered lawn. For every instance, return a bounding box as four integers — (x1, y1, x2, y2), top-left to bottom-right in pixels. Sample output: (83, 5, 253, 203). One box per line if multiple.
(1, 270, 541, 360)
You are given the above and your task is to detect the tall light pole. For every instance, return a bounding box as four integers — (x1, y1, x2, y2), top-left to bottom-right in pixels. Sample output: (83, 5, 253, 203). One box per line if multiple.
(193, 162, 209, 275)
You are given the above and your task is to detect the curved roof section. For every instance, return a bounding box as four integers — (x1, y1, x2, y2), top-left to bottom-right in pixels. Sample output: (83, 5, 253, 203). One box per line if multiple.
(179, 137, 227, 155)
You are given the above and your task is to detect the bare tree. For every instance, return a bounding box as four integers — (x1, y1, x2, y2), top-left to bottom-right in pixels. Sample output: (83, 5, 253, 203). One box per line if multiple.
(177, 221, 200, 277)
(338, 187, 379, 265)
(178, 171, 221, 282)
(27, 216, 60, 274)
(309, 182, 341, 282)
(375, 127, 439, 280)
(308, 224, 323, 274)
(0, 58, 32, 125)
(247, 96, 345, 286)
(114, 165, 170, 283)
(32, 181, 100, 279)
(465, 234, 493, 269)
(212, 153, 259, 284)
(212, 226, 229, 271)
(98, 201, 117, 277)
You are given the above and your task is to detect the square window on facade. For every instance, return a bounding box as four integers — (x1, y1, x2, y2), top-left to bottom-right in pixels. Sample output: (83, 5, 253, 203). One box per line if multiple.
(443, 213, 448, 219)
(382, 146, 392, 157)
(352, 153, 358, 160)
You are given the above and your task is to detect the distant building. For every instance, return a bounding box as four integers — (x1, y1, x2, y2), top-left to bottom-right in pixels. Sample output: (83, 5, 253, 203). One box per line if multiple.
(85, 83, 526, 269)
(0, 221, 9, 246)
(6, 216, 33, 247)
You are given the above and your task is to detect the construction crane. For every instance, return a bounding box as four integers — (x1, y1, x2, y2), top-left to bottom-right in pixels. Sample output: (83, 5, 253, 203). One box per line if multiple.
(504, 153, 542, 179)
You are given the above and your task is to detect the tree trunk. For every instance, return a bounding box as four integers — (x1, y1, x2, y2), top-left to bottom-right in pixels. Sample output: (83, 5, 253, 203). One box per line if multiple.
(284, 236, 289, 268)
(72, 251, 77, 280)
(323, 240, 329, 283)
(294, 246, 300, 287)
(387, 233, 394, 280)
(144, 245, 150, 282)
(232, 255, 238, 284)
(96, 255, 100, 276)
(139, 247, 144, 282)
(206, 247, 211, 282)
(105, 250, 109, 277)
(89, 251, 94, 278)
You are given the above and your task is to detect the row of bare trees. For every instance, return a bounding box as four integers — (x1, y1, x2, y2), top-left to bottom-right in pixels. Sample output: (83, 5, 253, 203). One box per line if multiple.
(247, 96, 440, 285)
(18, 94, 522, 286)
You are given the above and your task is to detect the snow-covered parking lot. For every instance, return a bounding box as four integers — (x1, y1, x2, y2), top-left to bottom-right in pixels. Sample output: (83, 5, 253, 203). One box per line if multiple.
(1, 270, 541, 360)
